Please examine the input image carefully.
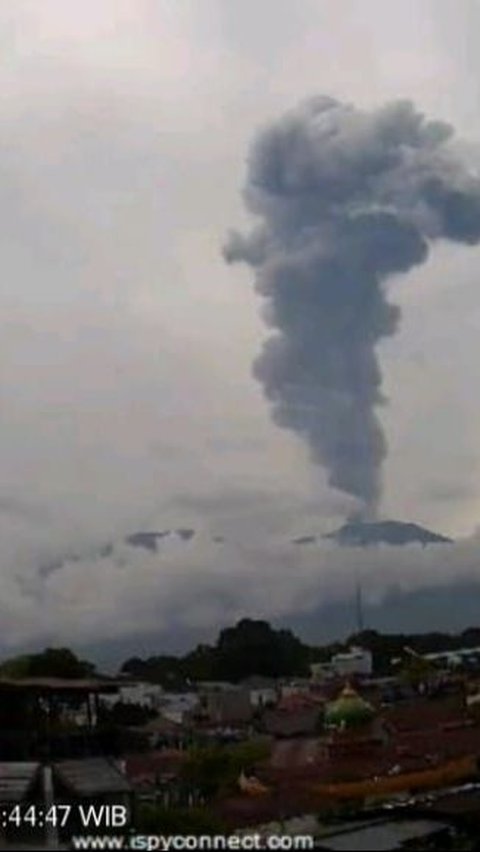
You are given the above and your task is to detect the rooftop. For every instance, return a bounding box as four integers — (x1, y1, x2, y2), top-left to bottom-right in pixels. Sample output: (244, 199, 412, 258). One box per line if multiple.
(0, 762, 40, 803)
(317, 818, 450, 851)
(53, 758, 132, 796)
(264, 694, 480, 784)
(383, 695, 468, 732)
(124, 750, 187, 786)
(241, 676, 278, 689)
(325, 684, 375, 729)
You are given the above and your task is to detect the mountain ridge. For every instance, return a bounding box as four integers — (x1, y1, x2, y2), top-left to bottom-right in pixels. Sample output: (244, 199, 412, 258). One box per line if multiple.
(323, 519, 452, 547)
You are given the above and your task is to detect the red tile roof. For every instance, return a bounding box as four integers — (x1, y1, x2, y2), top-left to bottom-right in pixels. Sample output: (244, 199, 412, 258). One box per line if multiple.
(263, 706, 319, 737)
(124, 750, 186, 786)
(262, 697, 480, 786)
(215, 782, 320, 829)
(277, 693, 324, 711)
(383, 696, 468, 732)
(269, 738, 320, 769)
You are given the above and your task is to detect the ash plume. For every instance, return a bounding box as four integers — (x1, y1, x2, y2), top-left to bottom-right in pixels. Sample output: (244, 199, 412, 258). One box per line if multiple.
(224, 96, 480, 517)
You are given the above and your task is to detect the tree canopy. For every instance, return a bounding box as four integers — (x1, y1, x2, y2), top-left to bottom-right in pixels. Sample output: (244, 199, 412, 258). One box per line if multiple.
(214, 619, 308, 680)
(0, 647, 96, 680)
(181, 738, 271, 800)
(121, 619, 309, 684)
(3, 622, 480, 687)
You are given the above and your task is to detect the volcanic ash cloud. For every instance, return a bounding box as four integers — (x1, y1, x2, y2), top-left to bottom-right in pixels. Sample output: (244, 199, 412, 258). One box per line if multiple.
(224, 96, 480, 518)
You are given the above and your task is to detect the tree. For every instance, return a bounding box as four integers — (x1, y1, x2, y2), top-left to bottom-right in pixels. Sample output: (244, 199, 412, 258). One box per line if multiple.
(183, 644, 216, 682)
(119, 620, 310, 684)
(214, 619, 308, 680)
(400, 656, 435, 689)
(0, 647, 96, 679)
(120, 655, 186, 688)
(181, 745, 234, 800)
(228, 738, 271, 773)
(0, 654, 32, 679)
(180, 738, 271, 801)
(97, 701, 156, 728)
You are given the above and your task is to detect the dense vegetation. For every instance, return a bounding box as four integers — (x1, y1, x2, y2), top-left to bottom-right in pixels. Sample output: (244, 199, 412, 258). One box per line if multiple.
(97, 700, 156, 727)
(121, 622, 480, 684)
(180, 738, 271, 800)
(0, 647, 96, 679)
(121, 619, 309, 684)
(2, 623, 480, 684)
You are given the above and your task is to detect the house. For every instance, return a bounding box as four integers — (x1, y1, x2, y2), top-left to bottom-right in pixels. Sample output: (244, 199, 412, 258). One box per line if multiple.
(125, 713, 190, 751)
(0, 677, 121, 760)
(123, 749, 187, 804)
(310, 662, 335, 684)
(262, 702, 321, 738)
(241, 676, 278, 709)
(201, 687, 253, 726)
(100, 681, 164, 712)
(0, 762, 43, 847)
(207, 682, 480, 830)
(311, 648, 373, 682)
(280, 679, 312, 699)
(198, 681, 237, 691)
(330, 647, 372, 678)
(423, 646, 480, 670)
(157, 692, 199, 725)
(52, 757, 133, 841)
(53, 757, 132, 804)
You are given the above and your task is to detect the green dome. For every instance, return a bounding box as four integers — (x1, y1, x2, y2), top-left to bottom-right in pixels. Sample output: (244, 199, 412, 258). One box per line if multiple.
(324, 684, 375, 730)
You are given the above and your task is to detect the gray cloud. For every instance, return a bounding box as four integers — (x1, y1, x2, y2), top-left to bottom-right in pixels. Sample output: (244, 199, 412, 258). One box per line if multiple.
(0, 1, 478, 657)
(422, 482, 477, 503)
(7, 521, 480, 656)
(225, 97, 480, 517)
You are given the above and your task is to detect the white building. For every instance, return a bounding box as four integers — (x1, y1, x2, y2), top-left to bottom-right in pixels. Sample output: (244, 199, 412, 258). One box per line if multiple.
(280, 679, 312, 698)
(249, 686, 278, 708)
(241, 676, 279, 708)
(423, 646, 480, 669)
(331, 647, 372, 677)
(158, 692, 199, 724)
(100, 681, 165, 711)
(202, 687, 253, 725)
(310, 647, 372, 681)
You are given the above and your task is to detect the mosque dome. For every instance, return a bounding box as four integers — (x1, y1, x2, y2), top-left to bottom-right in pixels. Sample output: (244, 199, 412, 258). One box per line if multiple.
(324, 683, 375, 730)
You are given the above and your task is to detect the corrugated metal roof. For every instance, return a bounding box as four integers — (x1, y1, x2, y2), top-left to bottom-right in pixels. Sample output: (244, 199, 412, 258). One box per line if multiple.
(318, 818, 449, 851)
(54, 759, 132, 796)
(383, 696, 466, 732)
(0, 762, 40, 803)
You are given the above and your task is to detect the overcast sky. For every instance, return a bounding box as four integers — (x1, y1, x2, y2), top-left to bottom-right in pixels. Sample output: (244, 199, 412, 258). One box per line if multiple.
(2, 0, 480, 658)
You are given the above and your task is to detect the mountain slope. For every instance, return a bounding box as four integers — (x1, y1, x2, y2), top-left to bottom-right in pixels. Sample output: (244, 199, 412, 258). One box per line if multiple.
(323, 519, 452, 547)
